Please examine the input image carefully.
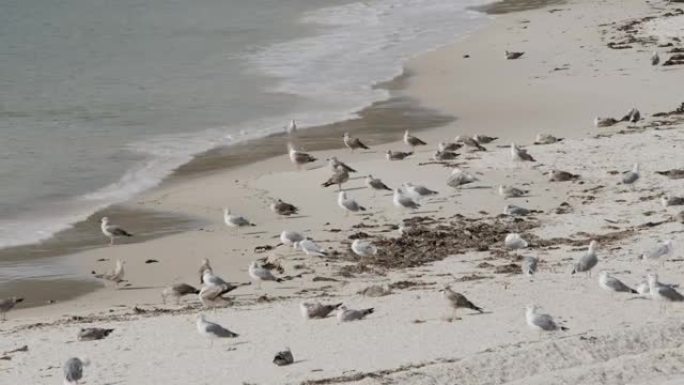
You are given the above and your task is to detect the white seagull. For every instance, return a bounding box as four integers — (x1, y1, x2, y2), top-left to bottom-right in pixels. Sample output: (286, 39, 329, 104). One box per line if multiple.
(393, 188, 420, 210)
(446, 168, 478, 188)
(525, 305, 567, 333)
(100, 217, 132, 245)
(351, 239, 378, 257)
(248, 261, 282, 288)
(571, 240, 598, 276)
(504, 233, 528, 249)
(641, 240, 673, 264)
(294, 238, 328, 257)
(196, 314, 238, 346)
(280, 230, 304, 247)
(338, 191, 366, 215)
(223, 208, 254, 229)
(63, 357, 90, 385)
(336, 305, 374, 322)
(287, 143, 316, 169)
(622, 163, 640, 185)
(598, 271, 637, 294)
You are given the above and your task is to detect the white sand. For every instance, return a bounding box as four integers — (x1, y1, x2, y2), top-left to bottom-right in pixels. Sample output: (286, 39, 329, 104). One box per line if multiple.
(3, 0, 684, 384)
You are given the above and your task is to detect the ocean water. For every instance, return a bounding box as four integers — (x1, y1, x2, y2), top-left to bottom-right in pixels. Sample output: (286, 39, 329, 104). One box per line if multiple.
(0, 0, 487, 250)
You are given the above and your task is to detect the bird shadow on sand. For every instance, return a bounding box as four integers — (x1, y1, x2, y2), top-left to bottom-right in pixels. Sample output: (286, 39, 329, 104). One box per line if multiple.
(340, 186, 366, 192)
(408, 210, 441, 215)
(242, 231, 269, 236)
(279, 215, 309, 220)
(116, 286, 160, 291)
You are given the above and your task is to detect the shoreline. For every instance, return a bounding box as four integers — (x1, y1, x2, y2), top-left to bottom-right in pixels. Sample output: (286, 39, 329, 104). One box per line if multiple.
(4, 0, 684, 384)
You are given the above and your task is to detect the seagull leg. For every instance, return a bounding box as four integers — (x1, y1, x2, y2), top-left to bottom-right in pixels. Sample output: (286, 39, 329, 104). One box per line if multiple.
(109, 237, 114, 246)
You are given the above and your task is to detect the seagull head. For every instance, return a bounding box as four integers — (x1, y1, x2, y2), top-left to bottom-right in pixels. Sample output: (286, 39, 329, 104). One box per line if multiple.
(633, 163, 639, 172)
(338, 191, 347, 200)
(588, 240, 598, 252)
(286, 142, 295, 152)
(647, 273, 658, 286)
(100, 217, 109, 224)
(223, 208, 230, 215)
(525, 304, 539, 314)
(343, 132, 349, 139)
(598, 270, 609, 279)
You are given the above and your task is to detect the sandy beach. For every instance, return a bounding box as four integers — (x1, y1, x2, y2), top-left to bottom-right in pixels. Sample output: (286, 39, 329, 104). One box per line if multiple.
(3, 0, 684, 383)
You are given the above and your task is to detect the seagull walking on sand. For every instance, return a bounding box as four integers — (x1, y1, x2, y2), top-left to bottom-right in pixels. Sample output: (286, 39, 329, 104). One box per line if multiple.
(63, 357, 90, 385)
(336, 305, 374, 322)
(300, 302, 343, 319)
(162, 283, 200, 305)
(202, 268, 239, 295)
(622, 163, 640, 185)
(223, 208, 255, 230)
(511, 143, 536, 162)
(525, 305, 567, 334)
(522, 256, 538, 276)
(248, 261, 282, 288)
(322, 167, 350, 191)
(0, 297, 23, 321)
(572, 240, 598, 276)
(440, 286, 484, 320)
(641, 240, 672, 264)
(648, 273, 684, 312)
(327, 157, 356, 173)
(343, 132, 370, 151)
(338, 191, 366, 215)
(294, 238, 328, 257)
(271, 199, 299, 217)
(365, 175, 392, 194)
(447, 168, 478, 188)
(94, 259, 125, 287)
(386, 150, 413, 161)
(598, 271, 637, 294)
(403, 182, 438, 199)
(100, 217, 132, 245)
(393, 188, 420, 211)
(351, 239, 378, 257)
(196, 314, 238, 347)
(403, 129, 427, 148)
(499, 185, 527, 198)
(505, 233, 528, 250)
(280, 230, 304, 247)
(287, 143, 316, 169)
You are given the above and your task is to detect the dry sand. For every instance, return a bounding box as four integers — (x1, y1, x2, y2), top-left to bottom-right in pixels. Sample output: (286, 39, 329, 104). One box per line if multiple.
(3, 0, 684, 384)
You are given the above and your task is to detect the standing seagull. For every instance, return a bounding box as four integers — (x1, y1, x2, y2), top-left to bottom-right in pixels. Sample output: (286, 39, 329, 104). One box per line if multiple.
(403, 129, 427, 148)
(248, 261, 282, 288)
(223, 208, 255, 229)
(599, 271, 637, 294)
(651, 51, 660, 66)
(641, 240, 673, 264)
(287, 143, 316, 169)
(403, 182, 438, 198)
(525, 305, 567, 333)
(0, 297, 23, 321)
(198, 285, 233, 309)
(294, 238, 328, 257)
(196, 314, 238, 347)
(322, 167, 350, 191)
(162, 283, 200, 305)
(337, 191, 366, 215)
(365, 175, 392, 194)
(286, 119, 297, 135)
(440, 286, 484, 320)
(100, 217, 132, 245)
(336, 305, 374, 322)
(270, 199, 299, 217)
(511, 143, 536, 162)
(622, 163, 640, 185)
(93, 259, 125, 287)
(393, 188, 420, 211)
(571, 240, 598, 276)
(343, 132, 369, 151)
(648, 273, 684, 308)
(327, 157, 356, 173)
(63, 357, 90, 385)
(351, 239, 378, 257)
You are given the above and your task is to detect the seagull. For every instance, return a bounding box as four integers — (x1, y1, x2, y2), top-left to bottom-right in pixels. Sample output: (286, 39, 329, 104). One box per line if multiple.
(338, 191, 366, 215)
(198, 284, 233, 309)
(336, 305, 374, 322)
(655, 169, 684, 179)
(473, 134, 498, 144)
(273, 348, 294, 366)
(162, 283, 200, 305)
(300, 302, 343, 319)
(438, 141, 462, 152)
(93, 259, 125, 287)
(223, 208, 255, 229)
(365, 175, 392, 193)
(286, 119, 297, 134)
(525, 305, 567, 333)
(511, 143, 535, 162)
(198, 258, 214, 283)
(343, 132, 370, 151)
(403, 129, 427, 148)
(440, 286, 484, 319)
(455, 135, 486, 151)
(505, 233, 528, 249)
(641, 240, 673, 263)
(598, 271, 637, 294)
(503, 204, 530, 216)
(393, 188, 420, 210)
(594, 117, 618, 128)
(196, 314, 238, 346)
(651, 51, 660, 66)
(63, 357, 90, 385)
(433, 150, 459, 161)
(548, 169, 580, 182)
(622, 163, 639, 185)
(0, 297, 23, 321)
(351, 239, 378, 257)
(322, 167, 350, 191)
(287, 143, 316, 169)
(447, 168, 478, 188)
(248, 261, 282, 288)
(202, 268, 239, 295)
(505, 50, 524, 60)
(386, 150, 413, 161)
(280, 230, 304, 247)
(294, 238, 328, 257)
(327, 156, 356, 173)
(403, 182, 438, 198)
(100, 217, 132, 245)
(270, 199, 299, 216)
(661, 195, 684, 207)
(522, 256, 538, 276)
(571, 240, 598, 276)
(534, 134, 563, 145)
(498, 185, 527, 198)
(648, 273, 684, 304)
(637, 275, 680, 296)
(620, 107, 641, 123)
(78, 327, 114, 341)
